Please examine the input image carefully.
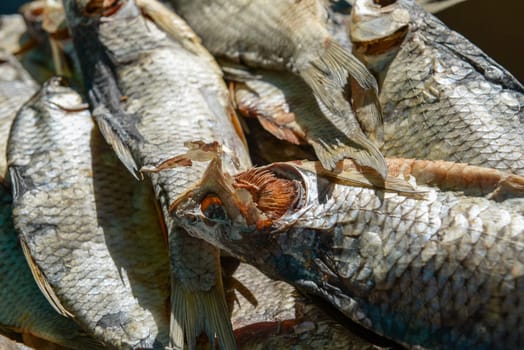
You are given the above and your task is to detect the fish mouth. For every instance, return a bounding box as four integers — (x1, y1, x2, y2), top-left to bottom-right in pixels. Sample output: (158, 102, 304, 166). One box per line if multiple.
(350, 0, 410, 56)
(84, 0, 123, 17)
(352, 24, 409, 56)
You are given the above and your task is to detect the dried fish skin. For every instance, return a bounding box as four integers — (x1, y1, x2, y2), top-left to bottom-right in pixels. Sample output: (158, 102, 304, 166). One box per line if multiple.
(351, 0, 524, 175)
(172, 157, 524, 349)
(7, 77, 170, 349)
(0, 183, 105, 350)
(63, 0, 251, 348)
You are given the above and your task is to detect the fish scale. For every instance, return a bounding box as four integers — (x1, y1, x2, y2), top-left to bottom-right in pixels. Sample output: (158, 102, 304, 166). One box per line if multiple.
(0, 182, 105, 350)
(8, 78, 170, 349)
(172, 157, 524, 349)
(64, 0, 251, 348)
(350, 0, 524, 175)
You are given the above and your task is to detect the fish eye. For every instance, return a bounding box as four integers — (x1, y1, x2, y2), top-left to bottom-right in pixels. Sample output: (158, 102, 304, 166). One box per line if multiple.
(200, 194, 228, 223)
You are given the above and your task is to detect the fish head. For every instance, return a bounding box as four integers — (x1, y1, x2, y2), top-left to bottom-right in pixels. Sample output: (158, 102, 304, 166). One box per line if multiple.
(40, 76, 88, 111)
(171, 157, 308, 257)
(63, 0, 139, 26)
(350, 0, 410, 77)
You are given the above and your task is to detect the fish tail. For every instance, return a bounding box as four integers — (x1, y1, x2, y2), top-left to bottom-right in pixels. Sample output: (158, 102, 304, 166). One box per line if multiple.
(170, 275, 237, 350)
(169, 231, 237, 350)
(299, 40, 386, 178)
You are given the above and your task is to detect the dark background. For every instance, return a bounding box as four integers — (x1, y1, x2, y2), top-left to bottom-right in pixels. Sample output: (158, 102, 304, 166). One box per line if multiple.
(1, 0, 523, 82)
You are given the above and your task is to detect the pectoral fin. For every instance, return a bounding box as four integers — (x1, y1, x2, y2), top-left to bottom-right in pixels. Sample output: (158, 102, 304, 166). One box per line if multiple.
(19, 239, 74, 319)
(299, 40, 386, 177)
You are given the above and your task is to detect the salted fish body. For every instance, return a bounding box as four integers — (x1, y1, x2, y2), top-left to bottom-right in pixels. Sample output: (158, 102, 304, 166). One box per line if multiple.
(7, 77, 170, 349)
(0, 181, 106, 350)
(172, 156, 524, 349)
(350, 0, 524, 175)
(171, 0, 386, 176)
(63, 0, 251, 348)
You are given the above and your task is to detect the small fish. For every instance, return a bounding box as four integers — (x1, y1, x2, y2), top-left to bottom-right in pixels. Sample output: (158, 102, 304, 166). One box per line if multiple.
(170, 0, 386, 177)
(350, 0, 524, 174)
(0, 182, 105, 350)
(8, 77, 170, 349)
(172, 155, 524, 349)
(64, 0, 251, 348)
(0, 50, 38, 184)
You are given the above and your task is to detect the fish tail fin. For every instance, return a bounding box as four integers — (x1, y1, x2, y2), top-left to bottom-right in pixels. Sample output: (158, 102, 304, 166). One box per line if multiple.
(299, 40, 386, 178)
(309, 124, 386, 177)
(170, 276, 237, 350)
(169, 233, 237, 350)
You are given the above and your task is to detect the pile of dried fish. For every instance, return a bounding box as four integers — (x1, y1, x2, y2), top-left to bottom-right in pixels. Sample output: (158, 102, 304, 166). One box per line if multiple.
(0, 0, 522, 349)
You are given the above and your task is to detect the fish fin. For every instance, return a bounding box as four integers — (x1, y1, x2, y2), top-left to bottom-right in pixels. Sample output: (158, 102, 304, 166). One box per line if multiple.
(299, 40, 385, 177)
(256, 114, 304, 145)
(226, 83, 249, 149)
(136, 0, 224, 77)
(8, 167, 29, 200)
(308, 125, 387, 178)
(170, 244, 237, 350)
(220, 61, 262, 82)
(350, 77, 384, 146)
(93, 106, 141, 180)
(19, 238, 74, 318)
(170, 278, 237, 350)
(294, 160, 424, 199)
(135, 0, 202, 54)
(233, 80, 306, 145)
(384, 158, 524, 200)
(420, 0, 467, 13)
(227, 277, 259, 308)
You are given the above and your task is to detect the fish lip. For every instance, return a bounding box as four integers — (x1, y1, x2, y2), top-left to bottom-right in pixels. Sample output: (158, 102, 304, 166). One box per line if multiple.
(352, 24, 409, 56)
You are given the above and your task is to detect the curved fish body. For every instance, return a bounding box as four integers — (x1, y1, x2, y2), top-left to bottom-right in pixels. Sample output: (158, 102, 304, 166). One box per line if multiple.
(172, 157, 524, 349)
(7, 77, 170, 349)
(0, 51, 38, 183)
(0, 182, 105, 350)
(171, 0, 386, 176)
(63, 0, 251, 348)
(350, 0, 524, 175)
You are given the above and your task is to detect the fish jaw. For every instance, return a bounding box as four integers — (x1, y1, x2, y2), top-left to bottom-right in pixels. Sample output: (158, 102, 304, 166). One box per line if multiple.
(350, 0, 410, 77)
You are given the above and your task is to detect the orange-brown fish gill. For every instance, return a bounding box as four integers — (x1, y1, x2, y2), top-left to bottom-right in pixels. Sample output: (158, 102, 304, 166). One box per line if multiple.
(233, 167, 302, 222)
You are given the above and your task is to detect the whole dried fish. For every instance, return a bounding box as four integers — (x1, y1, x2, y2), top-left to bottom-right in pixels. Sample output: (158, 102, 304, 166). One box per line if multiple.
(0, 51, 38, 183)
(8, 77, 170, 349)
(172, 156, 524, 349)
(171, 0, 386, 176)
(64, 0, 251, 348)
(0, 182, 105, 350)
(350, 0, 524, 174)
